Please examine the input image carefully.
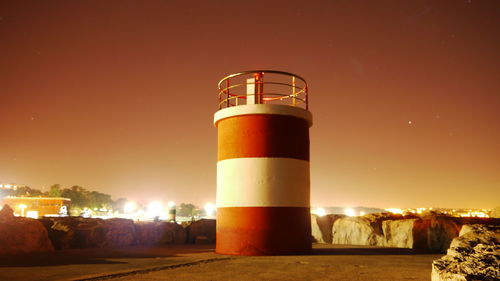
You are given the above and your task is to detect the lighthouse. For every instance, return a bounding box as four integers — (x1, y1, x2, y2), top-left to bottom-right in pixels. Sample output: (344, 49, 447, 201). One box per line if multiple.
(214, 70, 312, 255)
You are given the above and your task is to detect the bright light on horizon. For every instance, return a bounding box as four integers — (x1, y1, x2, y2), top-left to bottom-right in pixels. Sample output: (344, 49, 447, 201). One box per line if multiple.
(385, 208, 404, 215)
(344, 207, 356, 217)
(167, 201, 175, 208)
(124, 202, 136, 214)
(312, 208, 326, 217)
(204, 203, 215, 217)
(147, 201, 163, 217)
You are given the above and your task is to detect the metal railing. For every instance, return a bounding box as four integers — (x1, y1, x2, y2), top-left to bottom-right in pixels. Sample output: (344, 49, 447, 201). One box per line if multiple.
(217, 70, 308, 110)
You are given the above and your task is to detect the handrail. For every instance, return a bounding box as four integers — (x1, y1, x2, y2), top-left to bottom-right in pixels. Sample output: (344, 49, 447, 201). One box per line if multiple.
(217, 70, 308, 110)
(218, 93, 307, 108)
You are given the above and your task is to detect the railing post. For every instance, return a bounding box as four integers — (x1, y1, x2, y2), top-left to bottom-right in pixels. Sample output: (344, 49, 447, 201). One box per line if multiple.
(226, 79, 230, 108)
(292, 76, 296, 106)
(254, 72, 264, 104)
(305, 85, 308, 110)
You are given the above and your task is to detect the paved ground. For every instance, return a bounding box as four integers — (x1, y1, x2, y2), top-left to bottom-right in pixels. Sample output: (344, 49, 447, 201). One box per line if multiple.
(0, 244, 443, 281)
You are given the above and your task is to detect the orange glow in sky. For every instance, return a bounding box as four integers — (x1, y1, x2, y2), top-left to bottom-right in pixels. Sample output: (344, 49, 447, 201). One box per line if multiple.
(0, 1, 499, 208)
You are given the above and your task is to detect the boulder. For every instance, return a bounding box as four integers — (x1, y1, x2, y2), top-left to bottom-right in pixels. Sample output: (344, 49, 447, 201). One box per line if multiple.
(103, 218, 136, 247)
(382, 219, 419, 248)
(39, 218, 74, 250)
(0, 210, 54, 255)
(134, 221, 186, 245)
(382, 218, 447, 250)
(194, 236, 211, 245)
(41, 217, 137, 249)
(332, 216, 384, 246)
(311, 214, 344, 243)
(426, 215, 461, 252)
(69, 218, 107, 248)
(332, 213, 403, 246)
(490, 206, 500, 218)
(431, 224, 499, 281)
(0, 204, 14, 220)
(186, 219, 215, 244)
(331, 213, 482, 252)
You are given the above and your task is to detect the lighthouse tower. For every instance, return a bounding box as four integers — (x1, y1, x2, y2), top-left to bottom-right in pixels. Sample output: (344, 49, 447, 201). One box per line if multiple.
(214, 70, 312, 255)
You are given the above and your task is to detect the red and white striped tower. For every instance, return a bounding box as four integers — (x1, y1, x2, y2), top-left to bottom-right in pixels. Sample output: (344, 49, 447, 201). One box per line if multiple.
(214, 71, 312, 255)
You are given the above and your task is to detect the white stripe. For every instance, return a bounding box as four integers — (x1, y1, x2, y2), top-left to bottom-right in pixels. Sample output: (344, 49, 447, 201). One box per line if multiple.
(217, 157, 310, 207)
(214, 104, 313, 127)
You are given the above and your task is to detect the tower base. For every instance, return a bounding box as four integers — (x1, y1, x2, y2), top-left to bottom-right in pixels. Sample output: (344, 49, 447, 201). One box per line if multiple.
(216, 207, 312, 256)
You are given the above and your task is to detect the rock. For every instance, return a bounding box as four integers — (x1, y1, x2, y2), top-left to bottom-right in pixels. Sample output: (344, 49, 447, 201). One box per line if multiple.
(382, 218, 448, 250)
(427, 215, 461, 252)
(382, 219, 419, 248)
(134, 221, 186, 245)
(158, 222, 186, 245)
(311, 215, 322, 243)
(103, 218, 136, 247)
(194, 236, 210, 245)
(490, 206, 500, 218)
(330, 213, 490, 252)
(0, 204, 14, 220)
(332, 216, 384, 246)
(332, 213, 403, 246)
(186, 219, 215, 244)
(311, 214, 344, 243)
(0, 216, 54, 255)
(41, 217, 137, 249)
(134, 222, 159, 245)
(431, 224, 500, 281)
(39, 218, 74, 250)
(70, 218, 107, 248)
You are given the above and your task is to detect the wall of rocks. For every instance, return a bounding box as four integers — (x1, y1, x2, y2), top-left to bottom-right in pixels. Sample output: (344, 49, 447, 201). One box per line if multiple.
(312, 213, 499, 253)
(4, 201, 499, 257)
(0, 204, 216, 256)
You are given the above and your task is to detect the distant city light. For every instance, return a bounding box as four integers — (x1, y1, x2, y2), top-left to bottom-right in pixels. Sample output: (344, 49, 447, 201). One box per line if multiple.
(312, 207, 326, 217)
(204, 203, 215, 217)
(359, 211, 365, 216)
(81, 208, 92, 218)
(26, 210, 38, 219)
(385, 208, 404, 215)
(147, 201, 163, 217)
(167, 201, 176, 208)
(1, 184, 18, 190)
(17, 204, 27, 216)
(124, 202, 136, 213)
(344, 207, 356, 217)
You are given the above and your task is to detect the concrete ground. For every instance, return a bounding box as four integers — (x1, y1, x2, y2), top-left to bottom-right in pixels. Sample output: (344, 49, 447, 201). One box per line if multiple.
(0, 244, 443, 281)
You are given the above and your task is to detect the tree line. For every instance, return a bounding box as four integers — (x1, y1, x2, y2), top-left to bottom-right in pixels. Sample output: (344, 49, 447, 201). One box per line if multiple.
(1, 184, 203, 217)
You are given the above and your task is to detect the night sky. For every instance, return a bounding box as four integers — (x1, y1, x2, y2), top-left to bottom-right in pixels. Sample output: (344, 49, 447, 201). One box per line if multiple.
(1, 0, 499, 209)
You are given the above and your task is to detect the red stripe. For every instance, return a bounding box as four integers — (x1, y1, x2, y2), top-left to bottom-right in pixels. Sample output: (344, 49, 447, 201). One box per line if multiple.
(217, 115, 309, 161)
(216, 207, 311, 255)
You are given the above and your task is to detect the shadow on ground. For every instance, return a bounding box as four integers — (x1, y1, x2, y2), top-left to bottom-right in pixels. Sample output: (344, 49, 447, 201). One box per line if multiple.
(0, 245, 438, 267)
(0, 245, 215, 267)
(311, 247, 438, 256)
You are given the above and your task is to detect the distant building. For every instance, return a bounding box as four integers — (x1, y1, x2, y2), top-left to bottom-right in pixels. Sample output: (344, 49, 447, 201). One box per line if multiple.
(1, 196, 71, 218)
(0, 183, 18, 190)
